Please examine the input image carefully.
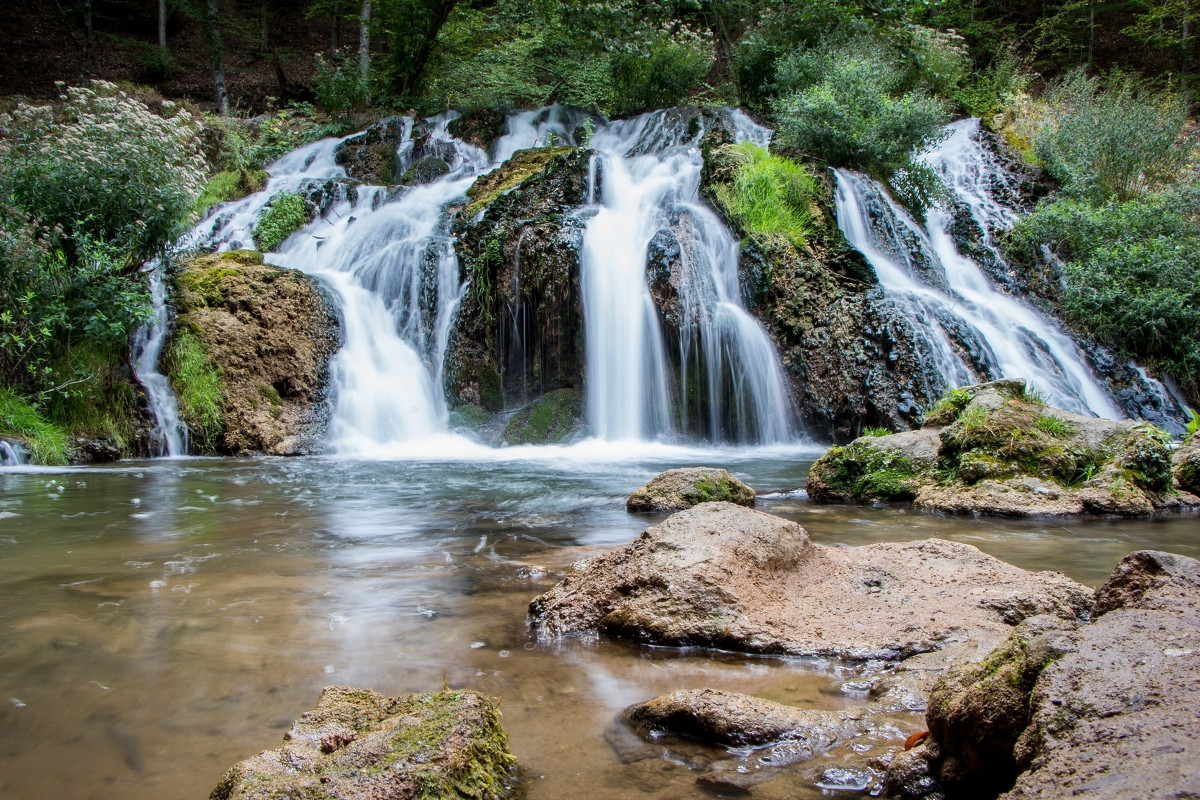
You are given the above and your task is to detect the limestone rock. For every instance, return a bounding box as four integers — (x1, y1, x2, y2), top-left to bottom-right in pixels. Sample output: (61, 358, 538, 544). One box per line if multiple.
(167, 250, 339, 455)
(622, 688, 865, 751)
(210, 686, 516, 800)
(808, 380, 1198, 516)
(625, 467, 755, 512)
(528, 503, 1090, 660)
(1175, 434, 1200, 495)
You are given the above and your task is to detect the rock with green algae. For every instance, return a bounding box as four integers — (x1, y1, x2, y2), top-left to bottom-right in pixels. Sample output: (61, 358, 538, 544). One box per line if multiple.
(807, 379, 1200, 516)
(167, 250, 339, 456)
(1175, 433, 1200, 495)
(502, 389, 583, 445)
(210, 686, 517, 800)
(626, 467, 755, 512)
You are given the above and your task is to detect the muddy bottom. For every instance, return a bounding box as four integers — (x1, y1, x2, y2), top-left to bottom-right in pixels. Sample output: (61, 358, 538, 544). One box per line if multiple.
(1, 448, 1196, 799)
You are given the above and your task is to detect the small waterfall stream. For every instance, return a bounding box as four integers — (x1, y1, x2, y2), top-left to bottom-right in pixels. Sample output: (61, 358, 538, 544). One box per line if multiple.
(0, 439, 28, 466)
(130, 266, 188, 456)
(836, 119, 1123, 419)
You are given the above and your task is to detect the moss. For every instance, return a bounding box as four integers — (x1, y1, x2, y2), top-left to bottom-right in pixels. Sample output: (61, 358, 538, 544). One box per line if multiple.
(39, 342, 143, 454)
(449, 404, 492, 431)
(253, 192, 310, 252)
(923, 386, 973, 426)
(257, 383, 283, 406)
(681, 476, 745, 504)
(164, 328, 225, 451)
(816, 439, 919, 500)
(0, 387, 68, 465)
(478, 363, 503, 413)
(503, 389, 582, 445)
(464, 147, 574, 215)
(193, 169, 267, 218)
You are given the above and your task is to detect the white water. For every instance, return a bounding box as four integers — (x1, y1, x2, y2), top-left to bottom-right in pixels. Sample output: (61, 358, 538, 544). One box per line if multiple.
(0, 439, 27, 466)
(582, 109, 798, 443)
(130, 266, 188, 456)
(836, 119, 1123, 419)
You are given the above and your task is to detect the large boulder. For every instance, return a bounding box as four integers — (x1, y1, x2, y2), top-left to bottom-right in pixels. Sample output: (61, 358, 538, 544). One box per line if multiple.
(622, 688, 866, 751)
(1175, 433, 1200, 495)
(890, 550, 1200, 800)
(502, 389, 584, 445)
(166, 250, 339, 455)
(625, 467, 755, 512)
(210, 686, 516, 800)
(808, 380, 1199, 516)
(528, 502, 1090, 661)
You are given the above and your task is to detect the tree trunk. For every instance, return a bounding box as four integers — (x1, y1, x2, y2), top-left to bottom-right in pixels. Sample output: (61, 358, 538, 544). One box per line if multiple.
(1087, 0, 1095, 68)
(260, 1, 269, 56)
(1182, 0, 1191, 99)
(332, 0, 341, 49)
(158, 0, 167, 52)
(206, 0, 229, 115)
(395, 0, 457, 97)
(359, 0, 371, 90)
(82, 0, 94, 79)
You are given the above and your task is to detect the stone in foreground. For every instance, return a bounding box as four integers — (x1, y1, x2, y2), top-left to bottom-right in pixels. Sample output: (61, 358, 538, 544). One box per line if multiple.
(808, 379, 1199, 516)
(623, 688, 866, 752)
(625, 467, 755, 512)
(528, 502, 1090, 660)
(210, 686, 516, 800)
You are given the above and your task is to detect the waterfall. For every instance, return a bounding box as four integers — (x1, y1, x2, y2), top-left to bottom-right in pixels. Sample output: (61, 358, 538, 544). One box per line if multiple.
(835, 118, 1123, 419)
(1, 439, 27, 466)
(581, 109, 798, 444)
(131, 266, 188, 456)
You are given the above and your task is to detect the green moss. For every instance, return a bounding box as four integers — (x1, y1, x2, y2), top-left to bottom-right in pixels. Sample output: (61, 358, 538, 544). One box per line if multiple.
(478, 363, 503, 413)
(193, 169, 267, 218)
(179, 265, 239, 309)
(681, 476, 744, 504)
(464, 147, 573, 215)
(503, 389, 582, 445)
(39, 343, 143, 453)
(0, 387, 68, 464)
(165, 328, 224, 451)
(256, 383, 282, 406)
(449, 404, 492, 431)
(923, 386, 973, 425)
(253, 192, 310, 252)
(852, 469, 917, 501)
(818, 439, 918, 500)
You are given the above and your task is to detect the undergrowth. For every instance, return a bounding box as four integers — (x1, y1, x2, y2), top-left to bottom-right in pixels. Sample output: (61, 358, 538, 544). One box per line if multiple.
(253, 193, 309, 252)
(165, 328, 224, 451)
(712, 143, 823, 251)
(0, 387, 68, 464)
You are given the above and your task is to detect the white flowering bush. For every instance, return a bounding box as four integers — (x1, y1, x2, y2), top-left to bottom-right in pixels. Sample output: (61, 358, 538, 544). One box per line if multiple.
(0, 80, 207, 260)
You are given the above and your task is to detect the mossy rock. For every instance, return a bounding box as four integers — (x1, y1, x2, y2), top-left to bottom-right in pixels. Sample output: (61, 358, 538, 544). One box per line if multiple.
(401, 156, 450, 186)
(626, 467, 755, 512)
(464, 146, 575, 216)
(503, 389, 583, 445)
(210, 686, 517, 800)
(449, 404, 493, 432)
(447, 108, 507, 151)
(1175, 437, 1200, 494)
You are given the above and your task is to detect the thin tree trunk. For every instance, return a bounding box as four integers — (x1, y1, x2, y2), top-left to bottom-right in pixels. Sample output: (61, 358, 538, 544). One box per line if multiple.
(1182, 0, 1191, 99)
(1087, 0, 1095, 68)
(260, 1, 269, 56)
(359, 0, 371, 90)
(206, 0, 229, 115)
(395, 0, 457, 97)
(332, 0, 341, 49)
(82, 0, 94, 79)
(158, 0, 167, 52)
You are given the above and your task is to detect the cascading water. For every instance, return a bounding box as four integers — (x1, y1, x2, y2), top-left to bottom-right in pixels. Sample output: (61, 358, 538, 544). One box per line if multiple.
(131, 266, 188, 456)
(0, 439, 28, 466)
(581, 109, 798, 444)
(836, 118, 1123, 419)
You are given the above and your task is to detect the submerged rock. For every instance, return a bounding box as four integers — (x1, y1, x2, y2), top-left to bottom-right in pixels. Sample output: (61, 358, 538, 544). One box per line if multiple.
(210, 685, 517, 800)
(891, 550, 1200, 800)
(528, 502, 1090, 660)
(502, 389, 584, 445)
(166, 250, 339, 455)
(623, 688, 867, 751)
(626, 467, 755, 512)
(807, 379, 1200, 516)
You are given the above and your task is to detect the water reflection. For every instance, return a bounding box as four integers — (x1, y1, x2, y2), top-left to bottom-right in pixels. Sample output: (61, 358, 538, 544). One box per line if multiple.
(0, 454, 1196, 799)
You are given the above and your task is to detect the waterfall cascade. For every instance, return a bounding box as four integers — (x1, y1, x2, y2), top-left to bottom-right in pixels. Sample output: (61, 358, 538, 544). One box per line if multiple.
(835, 119, 1123, 419)
(1, 439, 28, 466)
(130, 267, 188, 456)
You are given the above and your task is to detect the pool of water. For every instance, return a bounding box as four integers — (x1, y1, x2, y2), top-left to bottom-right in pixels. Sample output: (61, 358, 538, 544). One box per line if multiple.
(1, 446, 1196, 799)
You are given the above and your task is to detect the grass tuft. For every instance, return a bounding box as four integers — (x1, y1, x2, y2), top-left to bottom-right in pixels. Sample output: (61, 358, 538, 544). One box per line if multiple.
(0, 387, 69, 464)
(713, 143, 822, 251)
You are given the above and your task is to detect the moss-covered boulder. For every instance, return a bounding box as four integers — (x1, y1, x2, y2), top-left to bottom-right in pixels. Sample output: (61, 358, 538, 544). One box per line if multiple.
(502, 389, 583, 445)
(626, 467, 755, 512)
(166, 250, 339, 455)
(334, 116, 409, 184)
(210, 685, 517, 800)
(447, 107, 508, 153)
(807, 380, 1198, 516)
(1175, 433, 1200, 495)
(444, 145, 591, 413)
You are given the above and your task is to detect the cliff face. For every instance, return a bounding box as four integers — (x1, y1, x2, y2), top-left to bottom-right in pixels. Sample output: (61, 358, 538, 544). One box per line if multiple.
(166, 250, 339, 455)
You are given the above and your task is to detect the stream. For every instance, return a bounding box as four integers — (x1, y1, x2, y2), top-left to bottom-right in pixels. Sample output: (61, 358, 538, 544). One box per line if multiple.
(2, 449, 1197, 799)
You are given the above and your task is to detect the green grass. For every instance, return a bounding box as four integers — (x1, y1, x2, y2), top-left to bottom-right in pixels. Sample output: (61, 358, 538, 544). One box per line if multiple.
(253, 192, 309, 252)
(193, 170, 266, 218)
(712, 143, 822, 251)
(1035, 414, 1074, 438)
(861, 426, 891, 438)
(0, 387, 68, 464)
(165, 329, 224, 451)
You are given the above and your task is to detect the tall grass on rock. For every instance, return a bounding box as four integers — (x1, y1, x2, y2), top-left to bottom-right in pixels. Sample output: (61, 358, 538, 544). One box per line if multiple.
(712, 143, 823, 251)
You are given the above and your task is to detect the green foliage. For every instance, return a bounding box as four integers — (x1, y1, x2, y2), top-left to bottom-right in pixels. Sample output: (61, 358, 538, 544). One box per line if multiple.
(861, 425, 891, 437)
(0, 387, 68, 464)
(954, 46, 1032, 119)
(193, 170, 266, 219)
(166, 328, 224, 451)
(925, 386, 973, 423)
(1033, 70, 1191, 202)
(253, 193, 309, 252)
(314, 48, 368, 112)
(1035, 414, 1074, 438)
(773, 38, 953, 172)
(1188, 409, 1200, 439)
(712, 143, 823, 250)
(610, 37, 712, 117)
(0, 80, 206, 261)
(206, 104, 349, 175)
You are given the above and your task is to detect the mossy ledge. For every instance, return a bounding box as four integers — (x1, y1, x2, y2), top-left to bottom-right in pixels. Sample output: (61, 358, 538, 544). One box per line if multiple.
(210, 685, 517, 800)
(806, 379, 1200, 516)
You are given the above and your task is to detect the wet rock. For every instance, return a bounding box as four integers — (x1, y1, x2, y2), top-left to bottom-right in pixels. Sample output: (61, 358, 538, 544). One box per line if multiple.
(1174, 434, 1200, 495)
(626, 467, 755, 512)
(882, 742, 946, 800)
(400, 155, 450, 186)
(891, 550, 1200, 800)
(623, 688, 867, 751)
(209, 685, 516, 800)
(502, 389, 584, 445)
(528, 502, 1090, 660)
(166, 250, 340, 455)
(808, 380, 1199, 516)
(70, 438, 122, 464)
(447, 107, 508, 153)
(334, 116, 409, 184)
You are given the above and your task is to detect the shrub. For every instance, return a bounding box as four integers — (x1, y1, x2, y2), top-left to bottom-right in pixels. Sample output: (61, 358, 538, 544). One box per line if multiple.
(954, 46, 1032, 120)
(1032, 69, 1191, 202)
(253, 193, 310, 252)
(0, 386, 68, 464)
(314, 48, 368, 112)
(0, 80, 206, 260)
(773, 38, 952, 172)
(712, 143, 823, 250)
(610, 37, 712, 117)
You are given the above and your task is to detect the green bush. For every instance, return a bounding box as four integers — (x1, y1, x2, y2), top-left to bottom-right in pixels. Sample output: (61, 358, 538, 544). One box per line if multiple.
(1032, 70, 1191, 202)
(773, 38, 952, 172)
(610, 38, 712, 117)
(0, 386, 68, 464)
(712, 143, 822, 250)
(193, 170, 267, 218)
(954, 46, 1032, 119)
(253, 193, 310, 252)
(314, 48, 368, 112)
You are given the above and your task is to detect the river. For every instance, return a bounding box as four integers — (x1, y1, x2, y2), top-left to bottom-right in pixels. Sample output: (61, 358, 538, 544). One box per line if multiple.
(2, 448, 1196, 798)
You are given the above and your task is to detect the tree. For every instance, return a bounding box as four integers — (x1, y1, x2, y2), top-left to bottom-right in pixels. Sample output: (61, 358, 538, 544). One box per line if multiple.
(360, 0, 371, 87)
(206, 0, 230, 114)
